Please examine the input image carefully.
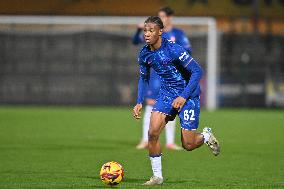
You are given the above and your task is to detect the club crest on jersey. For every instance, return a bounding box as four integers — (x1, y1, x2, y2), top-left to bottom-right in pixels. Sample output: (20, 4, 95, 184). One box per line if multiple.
(179, 52, 189, 61)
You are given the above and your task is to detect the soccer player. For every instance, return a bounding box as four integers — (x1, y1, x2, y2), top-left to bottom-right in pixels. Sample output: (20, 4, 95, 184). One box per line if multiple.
(133, 6, 191, 150)
(132, 16, 220, 186)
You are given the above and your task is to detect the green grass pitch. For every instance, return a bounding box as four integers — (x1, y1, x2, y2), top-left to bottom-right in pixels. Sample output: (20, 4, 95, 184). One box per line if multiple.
(0, 106, 283, 189)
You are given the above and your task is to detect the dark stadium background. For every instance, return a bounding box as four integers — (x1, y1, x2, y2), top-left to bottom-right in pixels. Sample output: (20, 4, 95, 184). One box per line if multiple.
(0, 0, 283, 108)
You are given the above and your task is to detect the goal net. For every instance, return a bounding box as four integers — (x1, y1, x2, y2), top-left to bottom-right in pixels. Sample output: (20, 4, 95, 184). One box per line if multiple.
(0, 16, 218, 110)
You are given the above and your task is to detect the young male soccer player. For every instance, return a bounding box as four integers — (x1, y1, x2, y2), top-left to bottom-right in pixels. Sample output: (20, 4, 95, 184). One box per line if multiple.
(133, 6, 191, 150)
(132, 16, 220, 186)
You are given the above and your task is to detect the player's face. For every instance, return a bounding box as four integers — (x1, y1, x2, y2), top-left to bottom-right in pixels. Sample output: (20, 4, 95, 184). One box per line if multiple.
(158, 11, 172, 27)
(143, 22, 162, 45)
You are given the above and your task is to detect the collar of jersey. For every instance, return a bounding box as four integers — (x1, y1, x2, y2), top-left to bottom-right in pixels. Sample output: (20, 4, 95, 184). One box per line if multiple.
(146, 37, 167, 52)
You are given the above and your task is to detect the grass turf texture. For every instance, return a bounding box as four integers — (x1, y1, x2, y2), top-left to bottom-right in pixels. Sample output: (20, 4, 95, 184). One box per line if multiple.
(0, 106, 283, 189)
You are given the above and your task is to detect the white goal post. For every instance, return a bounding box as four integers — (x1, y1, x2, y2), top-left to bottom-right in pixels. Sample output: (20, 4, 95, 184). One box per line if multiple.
(0, 16, 218, 110)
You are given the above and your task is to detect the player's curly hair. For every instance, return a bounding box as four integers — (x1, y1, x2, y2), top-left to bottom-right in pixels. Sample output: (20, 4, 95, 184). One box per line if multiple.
(144, 16, 164, 29)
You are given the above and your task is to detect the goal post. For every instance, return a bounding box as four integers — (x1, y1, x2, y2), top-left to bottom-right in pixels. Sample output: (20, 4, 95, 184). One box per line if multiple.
(0, 16, 218, 110)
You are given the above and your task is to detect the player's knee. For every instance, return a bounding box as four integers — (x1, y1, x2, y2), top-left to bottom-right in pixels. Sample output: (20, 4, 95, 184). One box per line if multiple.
(182, 143, 195, 151)
(148, 130, 159, 142)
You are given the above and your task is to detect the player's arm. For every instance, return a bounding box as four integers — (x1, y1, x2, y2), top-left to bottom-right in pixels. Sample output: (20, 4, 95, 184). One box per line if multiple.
(172, 49, 203, 109)
(180, 56, 203, 99)
(133, 60, 150, 119)
(132, 23, 145, 45)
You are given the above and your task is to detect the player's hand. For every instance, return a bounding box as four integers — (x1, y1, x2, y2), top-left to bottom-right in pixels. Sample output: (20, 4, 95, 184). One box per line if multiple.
(133, 104, 143, 120)
(172, 96, 186, 111)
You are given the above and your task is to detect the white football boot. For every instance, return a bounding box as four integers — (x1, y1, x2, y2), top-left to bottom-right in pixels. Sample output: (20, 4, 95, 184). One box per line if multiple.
(203, 127, 220, 156)
(143, 176, 163, 186)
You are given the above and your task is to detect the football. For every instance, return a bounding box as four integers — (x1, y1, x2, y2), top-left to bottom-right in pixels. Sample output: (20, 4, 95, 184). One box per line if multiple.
(99, 161, 124, 185)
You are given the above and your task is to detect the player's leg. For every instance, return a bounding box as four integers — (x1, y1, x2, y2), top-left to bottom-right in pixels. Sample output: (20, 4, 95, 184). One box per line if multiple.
(179, 97, 220, 155)
(165, 118, 182, 150)
(179, 97, 204, 151)
(144, 95, 177, 185)
(148, 111, 167, 155)
(143, 111, 168, 185)
(181, 129, 204, 151)
(181, 121, 221, 154)
(136, 104, 152, 149)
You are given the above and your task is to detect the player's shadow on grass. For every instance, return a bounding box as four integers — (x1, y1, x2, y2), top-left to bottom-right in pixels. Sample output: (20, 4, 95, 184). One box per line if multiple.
(81, 177, 145, 183)
(123, 178, 188, 184)
(81, 176, 189, 188)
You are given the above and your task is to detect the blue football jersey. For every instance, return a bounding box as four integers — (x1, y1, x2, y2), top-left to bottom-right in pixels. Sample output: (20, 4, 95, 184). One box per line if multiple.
(137, 38, 202, 104)
(133, 27, 192, 101)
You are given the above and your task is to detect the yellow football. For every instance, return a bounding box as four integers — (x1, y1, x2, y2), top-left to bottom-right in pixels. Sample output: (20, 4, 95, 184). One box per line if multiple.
(100, 161, 124, 185)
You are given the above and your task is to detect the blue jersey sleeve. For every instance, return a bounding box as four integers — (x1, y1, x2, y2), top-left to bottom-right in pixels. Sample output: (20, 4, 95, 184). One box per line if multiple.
(132, 28, 144, 45)
(137, 57, 150, 104)
(175, 30, 192, 55)
(173, 44, 203, 99)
